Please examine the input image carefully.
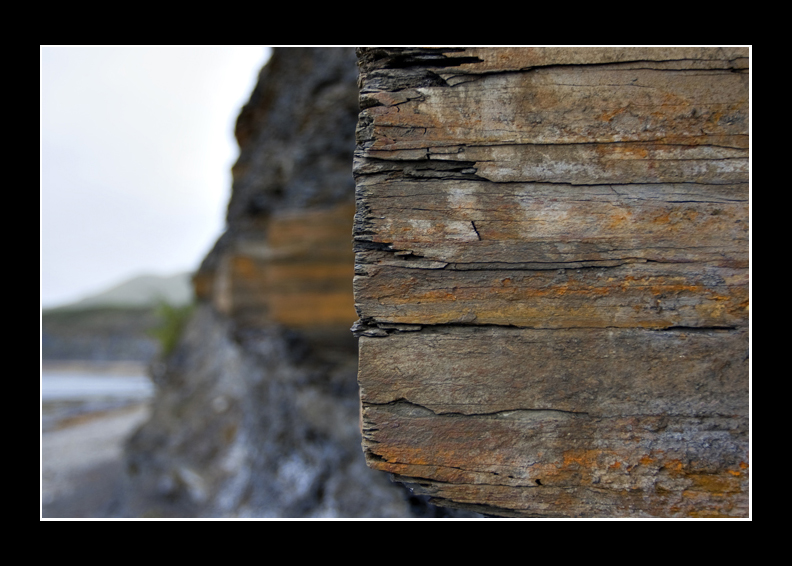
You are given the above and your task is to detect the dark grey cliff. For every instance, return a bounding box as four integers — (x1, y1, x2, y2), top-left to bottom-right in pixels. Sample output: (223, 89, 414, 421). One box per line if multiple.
(121, 48, 478, 517)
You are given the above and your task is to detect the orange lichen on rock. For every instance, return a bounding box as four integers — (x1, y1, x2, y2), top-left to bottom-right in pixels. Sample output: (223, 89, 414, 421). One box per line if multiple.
(354, 47, 749, 517)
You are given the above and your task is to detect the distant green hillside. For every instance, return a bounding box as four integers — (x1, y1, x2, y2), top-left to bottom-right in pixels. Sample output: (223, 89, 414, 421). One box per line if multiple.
(59, 272, 193, 310)
(42, 306, 162, 361)
(41, 272, 195, 362)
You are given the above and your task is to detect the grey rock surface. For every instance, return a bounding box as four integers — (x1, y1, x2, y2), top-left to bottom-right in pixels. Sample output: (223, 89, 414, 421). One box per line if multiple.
(123, 305, 423, 517)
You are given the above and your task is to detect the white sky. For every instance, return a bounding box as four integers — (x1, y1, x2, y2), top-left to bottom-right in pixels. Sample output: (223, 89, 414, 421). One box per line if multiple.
(41, 46, 272, 309)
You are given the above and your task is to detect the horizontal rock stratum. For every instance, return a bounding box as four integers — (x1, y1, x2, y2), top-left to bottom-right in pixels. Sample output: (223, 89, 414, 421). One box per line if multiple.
(353, 47, 749, 517)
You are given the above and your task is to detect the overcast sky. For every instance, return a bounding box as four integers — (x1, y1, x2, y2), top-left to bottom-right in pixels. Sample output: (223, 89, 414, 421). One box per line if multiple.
(41, 46, 272, 309)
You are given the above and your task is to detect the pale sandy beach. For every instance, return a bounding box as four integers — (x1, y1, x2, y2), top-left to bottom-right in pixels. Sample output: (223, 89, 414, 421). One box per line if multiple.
(41, 363, 152, 519)
(42, 402, 150, 518)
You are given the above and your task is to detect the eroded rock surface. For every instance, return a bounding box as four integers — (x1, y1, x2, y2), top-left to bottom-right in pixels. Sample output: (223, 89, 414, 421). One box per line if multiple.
(354, 47, 749, 517)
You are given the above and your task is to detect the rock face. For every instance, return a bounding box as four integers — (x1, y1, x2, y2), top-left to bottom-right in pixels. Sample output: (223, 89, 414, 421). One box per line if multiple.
(353, 47, 749, 517)
(123, 48, 475, 517)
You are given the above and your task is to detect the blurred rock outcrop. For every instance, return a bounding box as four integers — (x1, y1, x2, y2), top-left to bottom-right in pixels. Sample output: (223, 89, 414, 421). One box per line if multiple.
(121, 48, 476, 517)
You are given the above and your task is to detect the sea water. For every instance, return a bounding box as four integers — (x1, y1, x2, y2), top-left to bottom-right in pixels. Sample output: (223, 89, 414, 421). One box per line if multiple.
(42, 372, 153, 401)
(41, 363, 154, 432)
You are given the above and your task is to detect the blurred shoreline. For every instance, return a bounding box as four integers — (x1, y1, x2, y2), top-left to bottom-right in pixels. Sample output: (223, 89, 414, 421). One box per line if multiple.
(42, 360, 154, 518)
(42, 361, 153, 431)
(41, 360, 149, 375)
(41, 401, 151, 518)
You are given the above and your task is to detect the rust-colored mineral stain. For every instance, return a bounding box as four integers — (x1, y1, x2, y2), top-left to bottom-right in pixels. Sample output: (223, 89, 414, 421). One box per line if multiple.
(639, 455, 655, 466)
(663, 459, 685, 475)
(268, 291, 356, 328)
(193, 272, 213, 301)
(686, 473, 742, 494)
(687, 509, 734, 518)
(267, 204, 355, 248)
(231, 256, 259, 279)
(371, 272, 744, 327)
(599, 107, 628, 123)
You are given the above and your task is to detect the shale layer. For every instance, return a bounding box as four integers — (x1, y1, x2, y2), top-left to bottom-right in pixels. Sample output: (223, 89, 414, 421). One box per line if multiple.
(353, 47, 749, 517)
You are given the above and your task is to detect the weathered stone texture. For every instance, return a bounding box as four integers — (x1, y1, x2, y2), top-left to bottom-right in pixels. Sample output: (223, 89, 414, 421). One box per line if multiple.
(354, 47, 749, 517)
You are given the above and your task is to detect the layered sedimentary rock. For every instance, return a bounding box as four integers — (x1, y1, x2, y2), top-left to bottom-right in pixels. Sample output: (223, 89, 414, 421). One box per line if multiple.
(354, 47, 749, 517)
(123, 48, 473, 517)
